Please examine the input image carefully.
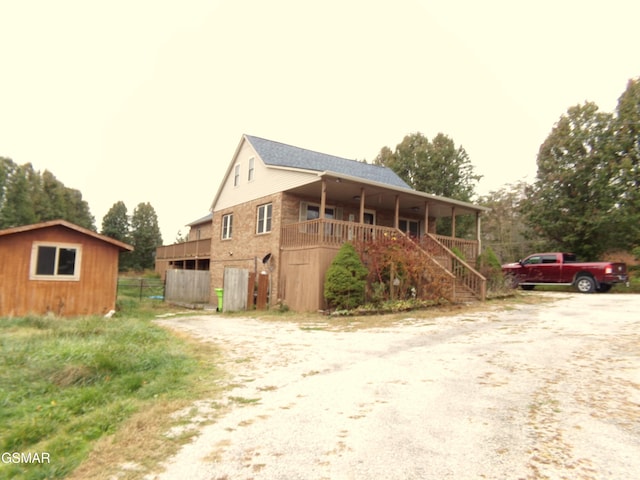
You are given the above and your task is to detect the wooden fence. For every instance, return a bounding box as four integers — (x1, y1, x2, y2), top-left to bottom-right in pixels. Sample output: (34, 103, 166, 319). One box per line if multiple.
(223, 267, 249, 312)
(165, 270, 210, 304)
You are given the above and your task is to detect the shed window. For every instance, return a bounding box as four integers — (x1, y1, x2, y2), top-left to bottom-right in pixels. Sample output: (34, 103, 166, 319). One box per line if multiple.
(30, 242, 81, 281)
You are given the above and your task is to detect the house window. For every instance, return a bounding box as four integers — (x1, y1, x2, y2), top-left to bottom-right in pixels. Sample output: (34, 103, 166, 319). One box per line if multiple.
(30, 242, 81, 281)
(257, 203, 272, 234)
(234, 164, 240, 187)
(222, 214, 233, 239)
(399, 219, 420, 237)
(248, 157, 255, 181)
(305, 204, 335, 220)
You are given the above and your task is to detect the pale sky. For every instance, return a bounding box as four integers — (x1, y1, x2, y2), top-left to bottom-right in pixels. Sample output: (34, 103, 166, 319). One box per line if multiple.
(2, 0, 638, 242)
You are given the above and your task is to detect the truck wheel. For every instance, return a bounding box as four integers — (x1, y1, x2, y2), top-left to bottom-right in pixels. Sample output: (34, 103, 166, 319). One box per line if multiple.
(520, 285, 535, 291)
(575, 276, 595, 293)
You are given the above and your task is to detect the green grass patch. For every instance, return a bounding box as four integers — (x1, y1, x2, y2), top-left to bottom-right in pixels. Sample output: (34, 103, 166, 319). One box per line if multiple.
(0, 303, 224, 480)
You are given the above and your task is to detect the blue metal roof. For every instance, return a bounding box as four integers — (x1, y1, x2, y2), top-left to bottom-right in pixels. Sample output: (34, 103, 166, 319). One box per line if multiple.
(245, 135, 411, 189)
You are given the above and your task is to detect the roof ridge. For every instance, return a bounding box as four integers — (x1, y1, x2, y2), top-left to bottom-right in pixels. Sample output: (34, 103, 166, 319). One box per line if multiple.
(244, 134, 410, 189)
(244, 134, 384, 166)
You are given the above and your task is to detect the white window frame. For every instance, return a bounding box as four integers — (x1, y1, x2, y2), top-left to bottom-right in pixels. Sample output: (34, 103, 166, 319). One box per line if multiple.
(257, 203, 272, 234)
(302, 203, 335, 221)
(248, 157, 255, 182)
(29, 242, 82, 281)
(222, 213, 233, 240)
(233, 164, 240, 187)
(399, 218, 420, 237)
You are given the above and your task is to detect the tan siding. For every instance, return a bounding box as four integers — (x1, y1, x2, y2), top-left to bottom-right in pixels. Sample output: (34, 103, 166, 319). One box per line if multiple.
(214, 139, 318, 211)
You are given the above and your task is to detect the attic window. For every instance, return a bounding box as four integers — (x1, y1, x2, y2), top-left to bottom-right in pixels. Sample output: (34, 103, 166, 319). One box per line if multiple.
(234, 164, 240, 187)
(30, 242, 82, 281)
(248, 157, 255, 181)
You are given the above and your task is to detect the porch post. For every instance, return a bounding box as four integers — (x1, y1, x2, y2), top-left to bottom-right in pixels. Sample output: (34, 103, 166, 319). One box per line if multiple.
(476, 211, 482, 255)
(320, 178, 327, 219)
(394, 195, 400, 229)
(423, 202, 429, 234)
(451, 206, 456, 238)
(359, 188, 365, 223)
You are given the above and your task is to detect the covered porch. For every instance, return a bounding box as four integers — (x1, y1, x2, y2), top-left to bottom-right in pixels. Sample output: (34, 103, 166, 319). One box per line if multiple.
(279, 174, 488, 310)
(284, 172, 487, 259)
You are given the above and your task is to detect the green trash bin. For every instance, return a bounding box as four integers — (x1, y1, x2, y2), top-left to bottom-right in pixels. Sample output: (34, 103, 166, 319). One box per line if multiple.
(214, 288, 224, 312)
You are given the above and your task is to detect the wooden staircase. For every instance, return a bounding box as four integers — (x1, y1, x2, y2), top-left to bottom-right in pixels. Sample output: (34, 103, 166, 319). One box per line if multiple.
(418, 233, 486, 303)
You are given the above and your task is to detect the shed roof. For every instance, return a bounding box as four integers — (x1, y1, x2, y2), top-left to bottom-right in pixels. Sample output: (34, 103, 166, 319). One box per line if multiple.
(0, 219, 133, 251)
(245, 135, 410, 189)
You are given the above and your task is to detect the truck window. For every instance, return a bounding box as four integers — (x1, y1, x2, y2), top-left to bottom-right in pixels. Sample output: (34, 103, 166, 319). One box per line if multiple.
(541, 255, 558, 264)
(563, 253, 577, 263)
(524, 256, 541, 265)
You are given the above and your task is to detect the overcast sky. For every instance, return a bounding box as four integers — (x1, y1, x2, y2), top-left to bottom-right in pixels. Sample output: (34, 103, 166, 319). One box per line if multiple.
(2, 0, 638, 242)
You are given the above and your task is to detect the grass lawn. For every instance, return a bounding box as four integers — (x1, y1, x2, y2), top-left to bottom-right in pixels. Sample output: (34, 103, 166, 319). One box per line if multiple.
(0, 294, 224, 480)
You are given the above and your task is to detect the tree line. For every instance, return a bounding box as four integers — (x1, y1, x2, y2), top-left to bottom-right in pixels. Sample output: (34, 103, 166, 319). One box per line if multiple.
(375, 76, 640, 262)
(0, 159, 162, 270)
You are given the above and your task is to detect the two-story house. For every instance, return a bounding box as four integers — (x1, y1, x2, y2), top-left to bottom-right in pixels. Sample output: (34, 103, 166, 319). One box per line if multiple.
(157, 134, 488, 311)
(156, 135, 486, 311)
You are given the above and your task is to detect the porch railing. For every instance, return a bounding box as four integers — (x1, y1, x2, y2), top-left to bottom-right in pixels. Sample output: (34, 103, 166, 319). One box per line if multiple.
(156, 238, 211, 260)
(281, 219, 485, 301)
(420, 233, 486, 301)
(280, 218, 400, 249)
(432, 234, 479, 260)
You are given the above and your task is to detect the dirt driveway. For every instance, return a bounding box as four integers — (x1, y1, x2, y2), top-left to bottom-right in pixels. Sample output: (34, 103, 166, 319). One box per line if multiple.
(152, 293, 640, 480)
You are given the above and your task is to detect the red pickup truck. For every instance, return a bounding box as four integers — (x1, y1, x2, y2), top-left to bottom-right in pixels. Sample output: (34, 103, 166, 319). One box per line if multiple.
(502, 252, 628, 293)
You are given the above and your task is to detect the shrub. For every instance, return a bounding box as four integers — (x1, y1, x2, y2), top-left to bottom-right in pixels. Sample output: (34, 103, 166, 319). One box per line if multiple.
(477, 246, 509, 293)
(324, 242, 368, 310)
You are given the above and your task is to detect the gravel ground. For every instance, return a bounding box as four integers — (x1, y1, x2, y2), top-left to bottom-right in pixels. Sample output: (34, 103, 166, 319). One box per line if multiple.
(150, 293, 640, 480)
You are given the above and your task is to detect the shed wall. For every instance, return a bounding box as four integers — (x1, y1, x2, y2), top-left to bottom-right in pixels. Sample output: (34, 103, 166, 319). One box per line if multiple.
(0, 226, 120, 317)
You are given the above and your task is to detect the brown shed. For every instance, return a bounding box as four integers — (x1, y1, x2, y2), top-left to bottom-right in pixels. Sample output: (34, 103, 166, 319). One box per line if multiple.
(0, 219, 133, 317)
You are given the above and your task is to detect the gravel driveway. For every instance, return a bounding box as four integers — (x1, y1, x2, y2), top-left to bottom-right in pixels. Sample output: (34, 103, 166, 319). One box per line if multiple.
(152, 293, 640, 480)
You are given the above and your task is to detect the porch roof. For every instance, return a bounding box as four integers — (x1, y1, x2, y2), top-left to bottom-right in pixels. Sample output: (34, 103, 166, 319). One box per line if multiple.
(285, 171, 489, 218)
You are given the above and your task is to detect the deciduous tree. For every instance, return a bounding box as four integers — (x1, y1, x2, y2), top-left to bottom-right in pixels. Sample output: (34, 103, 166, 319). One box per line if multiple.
(374, 132, 481, 237)
(521, 102, 615, 259)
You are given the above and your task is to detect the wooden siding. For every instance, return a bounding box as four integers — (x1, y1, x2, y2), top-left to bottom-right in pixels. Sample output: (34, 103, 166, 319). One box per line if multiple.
(165, 270, 210, 304)
(280, 219, 486, 306)
(0, 225, 121, 317)
(223, 267, 249, 312)
(279, 246, 340, 312)
(156, 238, 212, 260)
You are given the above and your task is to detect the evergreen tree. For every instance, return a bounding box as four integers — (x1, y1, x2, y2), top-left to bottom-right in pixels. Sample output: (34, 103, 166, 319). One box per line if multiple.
(63, 188, 95, 230)
(0, 163, 37, 228)
(0, 159, 95, 230)
(324, 242, 368, 310)
(38, 170, 68, 221)
(102, 201, 132, 270)
(129, 202, 163, 270)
